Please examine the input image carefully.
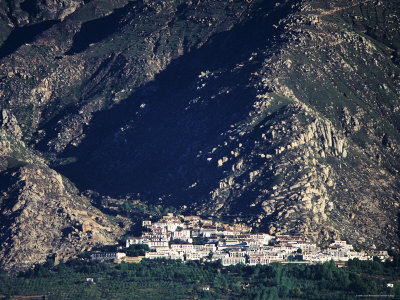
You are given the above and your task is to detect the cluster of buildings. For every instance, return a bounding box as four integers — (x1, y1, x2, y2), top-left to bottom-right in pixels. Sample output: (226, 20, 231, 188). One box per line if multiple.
(91, 214, 391, 266)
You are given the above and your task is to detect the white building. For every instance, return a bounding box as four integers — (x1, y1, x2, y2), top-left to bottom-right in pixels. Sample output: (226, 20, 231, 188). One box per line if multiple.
(265, 253, 285, 262)
(271, 245, 295, 254)
(229, 249, 247, 257)
(329, 240, 353, 250)
(153, 219, 183, 232)
(148, 239, 169, 248)
(289, 242, 317, 253)
(172, 229, 192, 242)
(142, 220, 152, 227)
(200, 228, 217, 237)
(91, 252, 126, 261)
(212, 251, 229, 261)
(248, 255, 270, 265)
(204, 244, 217, 252)
(126, 237, 143, 248)
(184, 216, 201, 222)
(365, 250, 390, 261)
(168, 252, 184, 260)
(170, 244, 194, 253)
(145, 252, 169, 259)
(222, 256, 246, 266)
(250, 234, 272, 245)
(126, 236, 169, 249)
(186, 251, 209, 261)
(218, 239, 241, 247)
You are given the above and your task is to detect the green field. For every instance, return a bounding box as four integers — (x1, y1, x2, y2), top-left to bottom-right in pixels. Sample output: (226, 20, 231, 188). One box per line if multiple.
(1, 256, 400, 299)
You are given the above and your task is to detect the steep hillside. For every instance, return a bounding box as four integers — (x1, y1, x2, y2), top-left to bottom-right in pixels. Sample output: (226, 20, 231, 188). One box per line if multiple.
(0, 111, 128, 273)
(0, 0, 400, 271)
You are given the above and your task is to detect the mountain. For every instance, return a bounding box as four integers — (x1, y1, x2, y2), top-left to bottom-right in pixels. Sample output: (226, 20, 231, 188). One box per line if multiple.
(0, 0, 400, 272)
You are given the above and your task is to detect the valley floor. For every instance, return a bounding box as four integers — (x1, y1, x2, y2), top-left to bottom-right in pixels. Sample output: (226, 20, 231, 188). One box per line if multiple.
(1, 257, 400, 299)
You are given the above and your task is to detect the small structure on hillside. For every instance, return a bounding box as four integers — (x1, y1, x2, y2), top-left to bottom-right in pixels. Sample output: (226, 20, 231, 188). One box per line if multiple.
(86, 278, 95, 284)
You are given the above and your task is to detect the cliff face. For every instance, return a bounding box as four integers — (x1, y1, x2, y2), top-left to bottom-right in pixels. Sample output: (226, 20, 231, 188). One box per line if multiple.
(0, 0, 400, 271)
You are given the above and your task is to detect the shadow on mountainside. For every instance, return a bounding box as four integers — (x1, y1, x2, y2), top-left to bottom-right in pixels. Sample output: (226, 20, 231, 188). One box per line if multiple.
(0, 20, 59, 60)
(55, 1, 296, 206)
(65, 2, 137, 55)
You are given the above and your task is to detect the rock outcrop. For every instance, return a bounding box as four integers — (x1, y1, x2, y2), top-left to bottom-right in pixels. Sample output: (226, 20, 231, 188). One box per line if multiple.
(0, 165, 126, 273)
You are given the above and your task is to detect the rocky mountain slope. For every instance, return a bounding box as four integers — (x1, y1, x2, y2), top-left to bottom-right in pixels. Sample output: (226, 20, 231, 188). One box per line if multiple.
(0, 111, 128, 274)
(0, 0, 400, 271)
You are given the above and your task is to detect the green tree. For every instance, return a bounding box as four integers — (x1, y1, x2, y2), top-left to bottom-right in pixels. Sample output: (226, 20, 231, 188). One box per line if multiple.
(126, 244, 149, 257)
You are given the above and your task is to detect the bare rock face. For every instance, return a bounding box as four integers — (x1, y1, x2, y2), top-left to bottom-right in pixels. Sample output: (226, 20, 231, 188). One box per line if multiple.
(198, 98, 399, 248)
(0, 165, 126, 273)
(0, 109, 22, 140)
(5, 0, 84, 26)
(35, 0, 84, 21)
